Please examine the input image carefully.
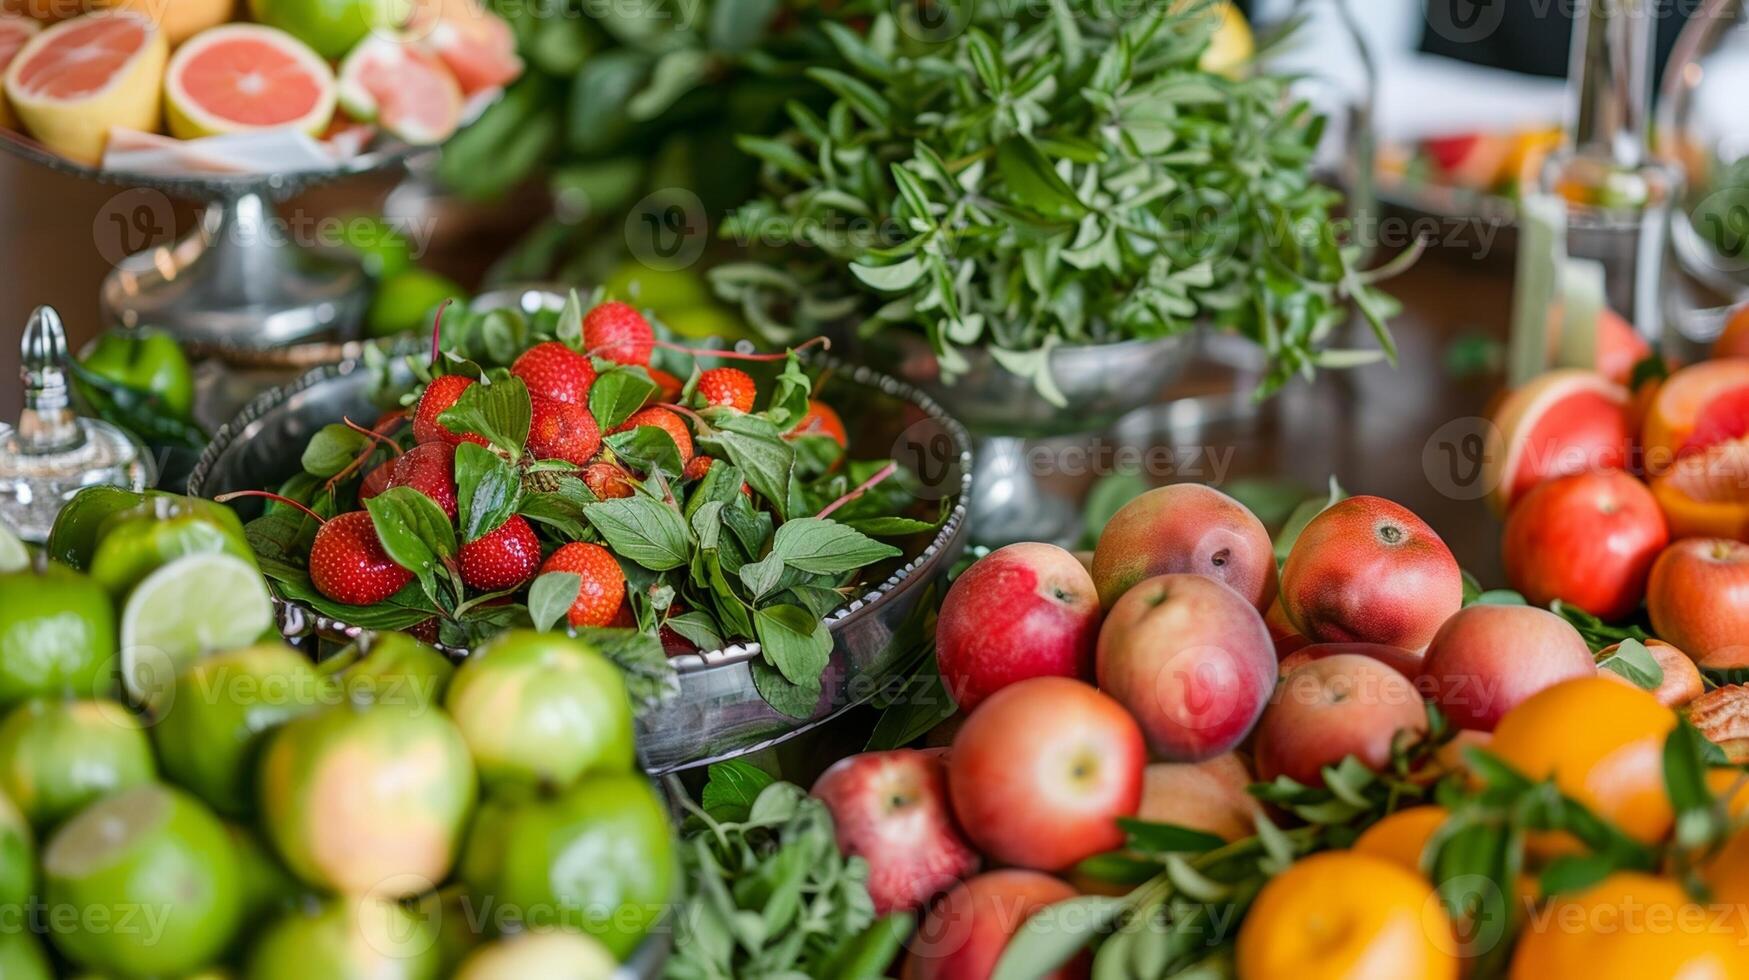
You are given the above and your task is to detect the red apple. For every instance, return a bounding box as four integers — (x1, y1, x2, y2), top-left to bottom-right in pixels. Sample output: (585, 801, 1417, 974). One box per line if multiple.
(1418, 604, 1595, 731)
(903, 870, 1086, 980)
(812, 749, 981, 915)
(1253, 655, 1429, 787)
(1137, 753, 1264, 843)
(1095, 574, 1277, 761)
(1280, 495, 1462, 650)
(1598, 639, 1705, 708)
(1278, 642, 1425, 679)
(1091, 484, 1278, 611)
(936, 543, 1103, 710)
(1648, 538, 1749, 670)
(947, 677, 1144, 871)
(1502, 470, 1667, 622)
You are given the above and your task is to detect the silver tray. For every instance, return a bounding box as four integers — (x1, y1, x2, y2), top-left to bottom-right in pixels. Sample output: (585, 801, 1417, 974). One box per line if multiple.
(188, 350, 973, 774)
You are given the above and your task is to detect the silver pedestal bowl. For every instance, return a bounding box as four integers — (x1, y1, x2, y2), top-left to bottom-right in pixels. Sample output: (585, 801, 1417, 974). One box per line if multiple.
(187, 350, 972, 774)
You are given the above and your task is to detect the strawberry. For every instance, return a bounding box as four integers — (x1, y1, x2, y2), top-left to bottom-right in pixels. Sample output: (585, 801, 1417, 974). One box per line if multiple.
(539, 542, 627, 628)
(527, 396, 602, 465)
(788, 398, 847, 448)
(697, 367, 756, 413)
(683, 455, 714, 482)
(511, 341, 597, 404)
(583, 462, 635, 499)
(413, 374, 490, 447)
(309, 510, 414, 606)
(613, 407, 694, 465)
(388, 442, 459, 519)
(583, 301, 654, 365)
(650, 368, 684, 402)
(459, 515, 541, 592)
(360, 460, 396, 501)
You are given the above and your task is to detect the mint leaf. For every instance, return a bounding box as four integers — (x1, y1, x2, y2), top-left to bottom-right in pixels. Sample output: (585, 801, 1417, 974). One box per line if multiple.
(738, 554, 786, 600)
(300, 424, 370, 478)
(684, 460, 747, 520)
(765, 352, 812, 429)
(699, 412, 795, 519)
(585, 496, 693, 571)
(665, 611, 726, 652)
(589, 365, 659, 431)
(755, 604, 831, 687)
(437, 377, 532, 458)
(700, 760, 777, 822)
(771, 518, 901, 575)
(519, 475, 597, 539)
(454, 443, 520, 542)
(1596, 637, 1664, 691)
(529, 571, 581, 633)
(606, 425, 686, 482)
(750, 658, 821, 720)
(364, 486, 457, 600)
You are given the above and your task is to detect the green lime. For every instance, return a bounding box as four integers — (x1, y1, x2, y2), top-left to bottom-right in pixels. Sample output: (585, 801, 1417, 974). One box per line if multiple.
(89, 507, 257, 600)
(246, 0, 399, 60)
(45, 486, 145, 571)
(335, 214, 416, 279)
(0, 564, 116, 708)
(152, 644, 325, 816)
(257, 704, 475, 897)
(460, 773, 674, 958)
(444, 630, 634, 792)
(660, 304, 752, 343)
(411, 885, 485, 975)
(226, 822, 307, 928)
(367, 269, 467, 339)
(0, 930, 51, 980)
(245, 896, 439, 980)
(43, 784, 241, 976)
(78, 329, 196, 421)
(316, 633, 454, 714)
(0, 519, 28, 573)
(604, 262, 710, 315)
(0, 699, 155, 830)
(119, 553, 275, 710)
(454, 931, 616, 980)
(0, 786, 34, 909)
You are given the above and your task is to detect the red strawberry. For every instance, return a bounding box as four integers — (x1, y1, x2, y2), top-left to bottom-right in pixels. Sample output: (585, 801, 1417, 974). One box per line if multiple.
(413, 374, 490, 447)
(511, 341, 597, 404)
(584, 302, 654, 365)
(309, 511, 413, 606)
(389, 442, 459, 519)
(788, 398, 847, 448)
(360, 460, 395, 501)
(697, 367, 756, 413)
(459, 515, 541, 592)
(539, 542, 627, 628)
(683, 455, 714, 482)
(650, 368, 683, 402)
(528, 396, 602, 465)
(583, 462, 635, 499)
(613, 407, 694, 465)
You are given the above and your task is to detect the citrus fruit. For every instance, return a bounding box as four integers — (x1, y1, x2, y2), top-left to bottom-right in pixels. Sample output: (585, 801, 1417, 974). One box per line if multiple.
(316, 632, 454, 713)
(1489, 676, 1675, 848)
(0, 930, 50, 980)
(1197, 0, 1252, 79)
(152, 643, 325, 816)
(401, 0, 520, 95)
(119, 552, 275, 710)
(454, 931, 616, 980)
(1543, 307, 1650, 388)
(245, 895, 441, 980)
(89, 503, 257, 599)
(45, 484, 148, 570)
(1651, 438, 1749, 541)
(0, 15, 39, 130)
(411, 885, 484, 974)
(227, 820, 306, 927)
(1707, 767, 1749, 817)
(459, 772, 674, 958)
(1643, 359, 1749, 475)
(0, 564, 116, 707)
(0, 698, 154, 829)
(164, 24, 336, 140)
(1483, 369, 1632, 514)
(1509, 872, 1744, 980)
(1703, 821, 1749, 911)
(77, 327, 195, 420)
(334, 213, 415, 278)
(1597, 638, 1704, 709)
(1714, 302, 1749, 359)
(0, 785, 34, 908)
(43, 784, 241, 976)
(443, 630, 635, 792)
(366, 267, 466, 338)
(0, 519, 26, 573)
(246, 0, 397, 60)
(257, 703, 475, 897)
(3, 10, 167, 165)
(1352, 806, 1448, 877)
(86, 0, 235, 45)
(604, 262, 709, 315)
(337, 34, 461, 144)
(1235, 851, 1459, 979)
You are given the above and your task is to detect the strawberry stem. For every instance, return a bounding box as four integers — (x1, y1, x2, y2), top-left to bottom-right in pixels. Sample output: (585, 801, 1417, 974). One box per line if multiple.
(653, 335, 830, 363)
(429, 298, 455, 368)
(344, 417, 405, 457)
(216, 490, 327, 525)
(657, 403, 710, 427)
(815, 462, 898, 520)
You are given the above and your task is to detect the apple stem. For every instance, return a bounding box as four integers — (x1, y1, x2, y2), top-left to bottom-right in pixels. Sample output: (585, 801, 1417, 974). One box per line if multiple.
(215, 490, 327, 525)
(652, 335, 830, 363)
(343, 417, 405, 457)
(429, 298, 455, 368)
(815, 462, 897, 520)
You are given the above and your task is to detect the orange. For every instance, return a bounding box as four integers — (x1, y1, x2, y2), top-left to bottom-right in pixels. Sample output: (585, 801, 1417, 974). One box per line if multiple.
(1490, 677, 1675, 849)
(1642, 359, 1749, 477)
(1704, 822, 1749, 912)
(1707, 768, 1749, 818)
(1353, 806, 1449, 877)
(1510, 873, 1746, 980)
(1236, 851, 1460, 979)
(1713, 303, 1749, 360)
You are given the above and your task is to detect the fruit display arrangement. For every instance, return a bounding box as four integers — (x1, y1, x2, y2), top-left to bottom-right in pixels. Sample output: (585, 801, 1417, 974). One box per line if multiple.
(229, 294, 941, 715)
(0, 0, 521, 167)
(0, 492, 678, 978)
(1376, 129, 1564, 211)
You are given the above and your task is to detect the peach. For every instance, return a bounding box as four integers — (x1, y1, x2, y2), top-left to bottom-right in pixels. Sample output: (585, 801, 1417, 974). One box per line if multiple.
(1090, 484, 1277, 611)
(1598, 639, 1704, 709)
(1095, 574, 1277, 762)
(1279, 496, 1462, 651)
(1418, 605, 1595, 732)
(1278, 642, 1425, 680)
(1137, 753, 1264, 843)
(936, 543, 1102, 711)
(1253, 655, 1429, 787)
(902, 870, 1086, 980)
(1647, 538, 1749, 670)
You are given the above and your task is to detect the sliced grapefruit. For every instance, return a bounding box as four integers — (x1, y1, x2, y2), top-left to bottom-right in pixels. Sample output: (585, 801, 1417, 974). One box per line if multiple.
(1641, 360, 1749, 476)
(0, 16, 39, 129)
(1484, 369, 1632, 514)
(3, 10, 165, 165)
(164, 24, 336, 140)
(402, 0, 520, 96)
(337, 35, 460, 145)
(87, 0, 236, 46)
(1652, 438, 1749, 541)
(1424, 132, 1512, 190)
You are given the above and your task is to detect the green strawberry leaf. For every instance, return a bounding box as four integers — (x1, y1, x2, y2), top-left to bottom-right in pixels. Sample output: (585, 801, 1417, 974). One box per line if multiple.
(364, 487, 458, 596)
(300, 424, 371, 478)
(529, 571, 582, 633)
(699, 411, 795, 519)
(665, 611, 727, 652)
(590, 365, 660, 431)
(518, 475, 598, 540)
(454, 443, 521, 543)
(771, 518, 901, 575)
(755, 604, 831, 687)
(585, 495, 693, 571)
(750, 658, 821, 720)
(606, 425, 686, 482)
(438, 376, 533, 459)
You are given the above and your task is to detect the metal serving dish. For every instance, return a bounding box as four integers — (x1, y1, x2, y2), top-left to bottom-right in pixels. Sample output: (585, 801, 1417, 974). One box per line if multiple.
(188, 351, 973, 774)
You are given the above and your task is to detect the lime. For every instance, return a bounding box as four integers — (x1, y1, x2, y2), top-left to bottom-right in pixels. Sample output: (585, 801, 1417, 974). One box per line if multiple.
(245, 895, 439, 980)
(78, 328, 196, 421)
(0, 786, 34, 909)
(454, 931, 616, 980)
(246, 0, 399, 60)
(460, 773, 674, 957)
(0, 930, 51, 980)
(604, 262, 710, 315)
(367, 269, 467, 339)
(335, 214, 415, 279)
(0, 564, 116, 708)
(152, 644, 325, 816)
(316, 633, 454, 715)
(444, 630, 634, 792)
(89, 508, 257, 599)
(257, 703, 475, 897)
(0, 699, 155, 830)
(0, 519, 28, 573)
(43, 784, 241, 976)
(411, 885, 485, 975)
(45, 486, 146, 570)
(660, 304, 752, 343)
(119, 553, 274, 709)
(227, 822, 307, 928)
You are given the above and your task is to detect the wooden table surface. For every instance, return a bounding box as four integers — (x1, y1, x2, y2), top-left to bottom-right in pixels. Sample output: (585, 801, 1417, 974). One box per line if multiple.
(0, 156, 1515, 585)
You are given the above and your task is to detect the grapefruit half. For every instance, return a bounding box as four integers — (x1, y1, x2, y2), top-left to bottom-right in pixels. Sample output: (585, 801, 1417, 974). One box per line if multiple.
(403, 0, 520, 96)
(1483, 369, 1632, 514)
(337, 34, 461, 144)
(164, 24, 336, 140)
(0, 16, 40, 130)
(1641, 359, 1749, 476)
(3, 10, 166, 164)
(87, 0, 237, 46)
